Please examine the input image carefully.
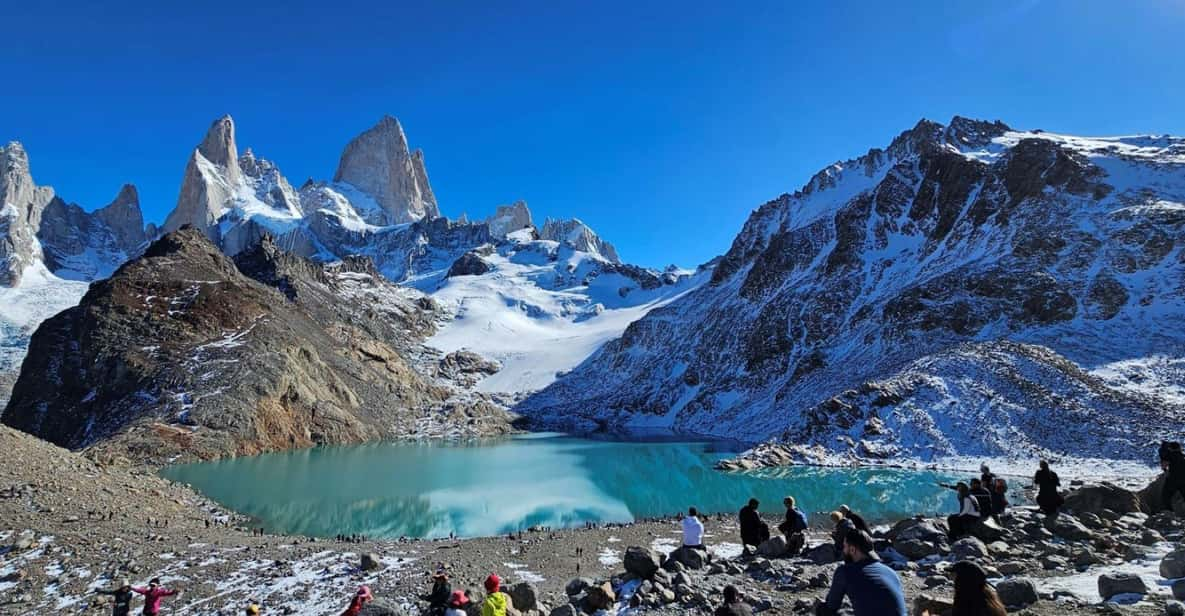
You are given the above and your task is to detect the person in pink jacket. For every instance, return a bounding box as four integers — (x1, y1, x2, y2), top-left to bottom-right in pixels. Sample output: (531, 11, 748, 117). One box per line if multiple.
(132, 578, 180, 615)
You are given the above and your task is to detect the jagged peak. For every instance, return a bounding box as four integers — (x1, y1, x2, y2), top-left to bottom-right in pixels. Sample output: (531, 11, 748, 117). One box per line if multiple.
(112, 183, 138, 204)
(197, 115, 239, 177)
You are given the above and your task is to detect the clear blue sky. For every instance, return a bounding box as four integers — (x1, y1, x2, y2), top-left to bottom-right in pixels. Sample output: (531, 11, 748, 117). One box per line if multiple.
(2, 1, 1183, 268)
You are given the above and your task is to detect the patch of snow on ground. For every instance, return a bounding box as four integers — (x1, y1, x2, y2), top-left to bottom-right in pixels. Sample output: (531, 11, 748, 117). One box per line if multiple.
(598, 547, 622, 567)
(1038, 541, 1175, 602)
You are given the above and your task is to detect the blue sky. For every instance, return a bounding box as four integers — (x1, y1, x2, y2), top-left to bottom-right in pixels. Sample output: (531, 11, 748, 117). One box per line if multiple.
(2, 1, 1183, 268)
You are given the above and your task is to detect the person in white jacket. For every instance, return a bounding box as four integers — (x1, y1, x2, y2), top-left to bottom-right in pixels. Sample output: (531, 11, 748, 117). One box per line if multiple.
(682, 506, 706, 549)
(942, 482, 980, 540)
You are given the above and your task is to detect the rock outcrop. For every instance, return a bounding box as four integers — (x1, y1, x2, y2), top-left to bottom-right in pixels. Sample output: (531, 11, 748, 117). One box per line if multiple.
(0, 142, 56, 286)
(0, 228, 511, 463)
(519, 117, 1185, 464)
(333, 115, 439, 224)
(37, 185, 150, 279)
(163, 115, 241, 241)
(486, 200, 534, 238)
(539, 218, 620, 263)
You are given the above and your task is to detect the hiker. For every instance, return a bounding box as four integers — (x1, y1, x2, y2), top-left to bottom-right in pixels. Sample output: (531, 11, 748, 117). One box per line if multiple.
(682, 507, 706, 549)
(425, 564, 452, 615)
(132, 578, 180, 616)
(777, 496, 808, 556)
(97, 579, 134, 616)
(968, 479, 993, 521)
(979, 464, 996, 492)
(830, 511, 856, 559)
(444, 590, 470, 616)
(1033, 460, 1063, 516)
(1160, 441, 1185, 512)
(838, 504, 869, 533)
(816, 529, 907, 616)
(341, 585, 373, 616)
(991, 478, 1009, 520)
(714, 584, 754, 616)
(481, 574, 508, 616)
(943, 482, 980, 540)
(738, 498, 768, 555)
(949, 560, 1006, 616)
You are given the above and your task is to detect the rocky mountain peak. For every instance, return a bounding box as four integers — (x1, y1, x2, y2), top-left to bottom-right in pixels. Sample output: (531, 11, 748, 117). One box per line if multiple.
(486, 200, 534, 238)
(539, 217, 621, 263)
(945, 116, 1011, 149)
(333, 116, 440, 225)
(0, 142, 57, 286)
(197, 115, 240, 184)
(93, 184, 147, 251)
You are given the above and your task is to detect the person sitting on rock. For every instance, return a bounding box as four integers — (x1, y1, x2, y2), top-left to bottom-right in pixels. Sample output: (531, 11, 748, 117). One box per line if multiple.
(948, 560, 1005, 616)
(838, 504, 868, 533)
(968, 479, 993, 521)
(778, 496, 809, 556)
(1033, 460, 1063, 516)
(682, 506, 706, 550)
(132, 578, 180, 616)
(424, 563, 452, 615)
(714, 584, 754, 616)
(991, 478, 1009, 521)
(738, 498, 767, 556)
(816, 529, 906, 616)
(943, 482, 980, 540)
(341, 585, 372, 616)
(830, 511, 856, 559)
(96, 579, 134, 616)
(481, 574, 508, 616)
(444, 590, 470, 616)
(1160, 441, 1185, 512)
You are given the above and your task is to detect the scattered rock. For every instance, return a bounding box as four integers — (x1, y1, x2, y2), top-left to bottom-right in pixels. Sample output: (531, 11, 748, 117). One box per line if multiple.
(623, 546, 661, 579)
(756, 536, 789, 558)
(1064, 483, 1145, 515)
(951, 536, 989, 561)
(508, 582, 539, 612)
(665, 546, 708, 570)
(913, 593, 953, 616)
(360, 553, 381, 571)
(1163, 549, 1185, 580)
(359, 598, 405, 616)
(1173, 579, 1185, 601)
(565, 578, 594, 597)
(549, 606, 578, 616)
(995, 578, 1039, 607)
(1098, 572, 1147, 600)
(582, 582, 615, 612)
(1169, 600, 1185, 616)
(1044, 514, 1094, 541)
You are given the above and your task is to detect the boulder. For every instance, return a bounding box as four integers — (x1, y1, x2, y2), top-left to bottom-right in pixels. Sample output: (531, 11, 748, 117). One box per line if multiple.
(995, 578, 1039, 607)
(757, 536, 789, 558)
(913, 593, 953, 616)
(1140, 474, 1185, 515)
(951, 537, 989, 561)
(804, 543, 839, 565)
(967, 518, 1006, 543)
(887, 517, 947, 543)
(666, 546, 708, 570)
(549, 606, 578, 616)
(1098, 572, 1147, 600)
(1174, 579, 1185, 601)
(582, 582, 615, 612)
(360, 553, 381, 571)
(1044, 514, 1094, 541)
(894, 538, 940, 560)
(1168, 600, 1185, 616)
(1064, 483, 1145, 515)
(508, 582, 539, 612)
(1162, 549, 1185, 580)
(624, 546, 661, 579)
(565, 578, 594, 597)
(359, 599, 406, 616)
(447, 251, 492, 278)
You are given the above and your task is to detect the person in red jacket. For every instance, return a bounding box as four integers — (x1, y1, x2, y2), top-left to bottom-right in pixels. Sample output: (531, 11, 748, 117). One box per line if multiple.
(342, 585, 373, 616)
(131, 578, 180, 616)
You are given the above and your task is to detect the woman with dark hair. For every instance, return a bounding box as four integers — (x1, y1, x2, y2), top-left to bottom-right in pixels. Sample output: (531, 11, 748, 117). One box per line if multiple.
(1033, 460, 1063, 516)
(949, 561, 1006, 616)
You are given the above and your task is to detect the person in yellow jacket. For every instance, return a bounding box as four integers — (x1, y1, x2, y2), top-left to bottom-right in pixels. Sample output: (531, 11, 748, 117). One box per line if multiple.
(481, 574, 508, 616)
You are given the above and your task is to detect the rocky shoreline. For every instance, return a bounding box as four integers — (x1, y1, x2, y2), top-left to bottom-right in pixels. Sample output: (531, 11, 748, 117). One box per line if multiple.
(2, 425, 1184, 615)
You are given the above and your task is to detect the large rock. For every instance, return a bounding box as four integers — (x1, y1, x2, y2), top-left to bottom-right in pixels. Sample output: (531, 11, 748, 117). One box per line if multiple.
(888, 517, 948, 543)
(623, 546, 661, 579)
(508, 581, 539, 612)
(359, 598, 406, 616)
(486, 201, 534, 238)
(0, 141, 57, 286)
(360, 553, 381, 571)
(757, 535, 789, 558)
(967, 518, 1006, 543)
(1162, 549, 1185, 580)
(805, 543, 839, 565)
(913, 593, 953, 616)
(894, 538, 939, 560)
(1064, 483, 1145, 515)
(582, 582, 615, 612)
(1140, 474, 1185, 515)
(447, 251, 492, 278)
(666, 546, 708, 570)
(951, 537, 989, 561)
(1044, 514, 1094, 541)
(549, 606, 578, 616)
(995, 578, 1039, 607)
(565, 578, 595, 597)
(1098, 573, 1147, 600)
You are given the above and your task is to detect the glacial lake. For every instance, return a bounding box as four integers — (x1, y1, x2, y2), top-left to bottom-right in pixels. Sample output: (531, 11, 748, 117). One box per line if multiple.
(162, 434, 966, 539)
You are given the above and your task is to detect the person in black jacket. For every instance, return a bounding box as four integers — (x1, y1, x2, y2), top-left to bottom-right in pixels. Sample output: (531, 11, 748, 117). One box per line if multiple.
(838, 505, 869, 533)
(424, 564, 452, 615)
(1034, 460, 1063, 516)
(990, 478, 1009, 521)
(1161, 441, 1185, 512)
(968, 479, 993, 521)
(738, 499, 768, 555)
(97, 580, 134, 616)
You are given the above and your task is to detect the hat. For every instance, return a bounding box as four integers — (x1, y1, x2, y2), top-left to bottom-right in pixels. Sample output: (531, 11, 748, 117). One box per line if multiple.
(356, 585, 373, 599)
(449, 590, 470, 607)
(484, 574, 501, 593)
(121, 579, 131, 588)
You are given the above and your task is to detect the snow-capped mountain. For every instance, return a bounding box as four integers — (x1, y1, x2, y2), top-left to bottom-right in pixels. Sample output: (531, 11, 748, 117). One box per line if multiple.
(518, 117, 1185, 466)
(0, 142, 151, 405)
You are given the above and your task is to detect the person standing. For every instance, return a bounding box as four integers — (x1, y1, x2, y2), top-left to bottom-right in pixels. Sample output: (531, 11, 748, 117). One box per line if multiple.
(96, 579, 134, 616)
(714, 584, 754, 616)
(979, 464, 997, 492)
(778, 496, 809, 556)
(816, 530, 906, 616)
(991, 478, 1009, 521)
(682, 507, 706, 549)
(131, 578, 180, 616)
(481, 574, 508, 616)
(1033, 461, 1063, 516)
(1160, 441, 1185, 512)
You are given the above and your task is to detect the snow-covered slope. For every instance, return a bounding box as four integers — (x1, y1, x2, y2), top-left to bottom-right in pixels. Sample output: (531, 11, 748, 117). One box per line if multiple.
(426, 230, 707, 394)
(519, 117, 1185, 466)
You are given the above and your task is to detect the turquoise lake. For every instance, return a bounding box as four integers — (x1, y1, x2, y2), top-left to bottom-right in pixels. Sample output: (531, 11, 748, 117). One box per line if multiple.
(162, 434, 966, 539)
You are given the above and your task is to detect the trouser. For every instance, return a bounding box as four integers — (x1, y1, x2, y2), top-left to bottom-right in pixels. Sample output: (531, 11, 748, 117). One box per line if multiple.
(785, 532, 805, 556)
(1163, 481, 1185, 511)
(947, 514, 972, 539)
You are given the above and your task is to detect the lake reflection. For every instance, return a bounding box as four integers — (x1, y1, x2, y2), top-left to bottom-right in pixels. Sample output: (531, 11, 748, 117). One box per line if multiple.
(162, 434, 964, 539)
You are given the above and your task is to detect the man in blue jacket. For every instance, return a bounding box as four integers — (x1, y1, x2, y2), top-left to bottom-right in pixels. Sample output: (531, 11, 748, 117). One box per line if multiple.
(816, 529, 907, 616)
